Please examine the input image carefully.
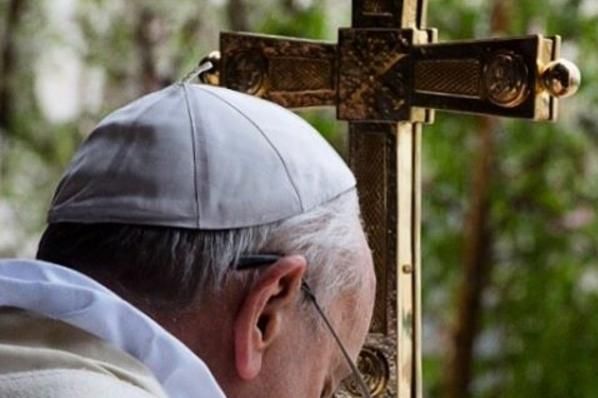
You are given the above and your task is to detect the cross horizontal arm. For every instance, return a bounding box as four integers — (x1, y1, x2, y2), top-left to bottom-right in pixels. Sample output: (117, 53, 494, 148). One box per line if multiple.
(217, 32, 577, 124)
(220, 33, 337, 108)
(411, 35, 560, 121)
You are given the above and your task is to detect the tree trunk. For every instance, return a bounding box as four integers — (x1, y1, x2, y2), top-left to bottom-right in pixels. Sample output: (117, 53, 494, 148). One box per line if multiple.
(227, 0, 249, 31)
(135, 7, 161, 94)
(443, 2, 511, 397)
(444, 116, 497, 398)
(0, 0, 27, 130)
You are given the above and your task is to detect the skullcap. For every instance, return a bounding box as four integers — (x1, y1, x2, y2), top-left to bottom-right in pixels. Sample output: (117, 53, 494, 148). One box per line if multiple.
(48, 84, 355, 229)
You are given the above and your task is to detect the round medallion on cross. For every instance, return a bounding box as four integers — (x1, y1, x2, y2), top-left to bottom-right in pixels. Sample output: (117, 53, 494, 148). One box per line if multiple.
(225, 51, 268, 95)
(484, 51, 530, 108)
(344, 345, 389, 396)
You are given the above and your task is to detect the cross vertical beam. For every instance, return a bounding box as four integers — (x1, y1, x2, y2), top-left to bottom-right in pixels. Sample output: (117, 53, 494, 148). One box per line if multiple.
(346, 71, 422, 398)
(346, 2, 428, 396)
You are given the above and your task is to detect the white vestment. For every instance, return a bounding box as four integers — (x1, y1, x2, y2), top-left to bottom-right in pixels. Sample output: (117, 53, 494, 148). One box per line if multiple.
(0, 259, 226, 398)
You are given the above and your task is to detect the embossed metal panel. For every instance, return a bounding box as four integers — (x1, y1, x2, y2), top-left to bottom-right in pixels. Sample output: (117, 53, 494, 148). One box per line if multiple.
(414, 59, 481, 98)
(337, 124, 399, 397)
(220, 31, 563, 122)
(349, 125, 398, 336)
(411, 35, 558, 120)
(338, 29, 412, 121)
(220, 33, 337, 108)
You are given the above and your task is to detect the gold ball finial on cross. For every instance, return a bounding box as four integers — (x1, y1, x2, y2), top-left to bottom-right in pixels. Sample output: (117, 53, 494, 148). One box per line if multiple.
(541, 58, 581, 98)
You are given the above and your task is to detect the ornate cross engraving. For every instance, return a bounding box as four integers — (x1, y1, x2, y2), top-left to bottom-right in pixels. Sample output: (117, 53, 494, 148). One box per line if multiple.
(201, 0, 580, 396)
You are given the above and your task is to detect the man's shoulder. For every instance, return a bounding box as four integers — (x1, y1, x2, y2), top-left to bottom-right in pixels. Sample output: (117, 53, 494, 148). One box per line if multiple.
(0, 368, 159, 398)
(0, 307, 168, 398)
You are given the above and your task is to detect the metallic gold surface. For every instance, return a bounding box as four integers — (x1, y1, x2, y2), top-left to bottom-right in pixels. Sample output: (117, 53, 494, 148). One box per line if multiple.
(219, 32, 579, 122)
(414, 59, 481, 98)
(484, 51, 529, 107)
(198, 51, 221, 85)
(337, 29, 412, 121)
(336, 335, 397, 398)
(338, 123, 400, 397)
(220, 33, 337, 108)
(412, 124, 422, 396)
(352, 0, 427, 29)
(345, 345, 391, 395)
(349, 125, 397, 337)
(411, 36, 552, 120)
(395, 123, 416, 398)
(541, 59, 582, 98)
(211, 1, 581, 397)
(536, 37, 558, 121)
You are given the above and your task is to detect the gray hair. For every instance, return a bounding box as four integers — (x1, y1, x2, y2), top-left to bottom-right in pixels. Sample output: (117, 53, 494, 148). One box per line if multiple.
(37, 190, 364, 311)
(197, 189, 363, 305)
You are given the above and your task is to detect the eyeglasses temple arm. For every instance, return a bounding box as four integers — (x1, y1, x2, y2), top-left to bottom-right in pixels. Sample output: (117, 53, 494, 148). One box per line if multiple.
(235, 254, 281, 270)
(301, 282, 372, 398)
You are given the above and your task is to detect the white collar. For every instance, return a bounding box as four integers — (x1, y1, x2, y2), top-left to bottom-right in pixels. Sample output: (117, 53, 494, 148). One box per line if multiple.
(0, 259, 226, 398)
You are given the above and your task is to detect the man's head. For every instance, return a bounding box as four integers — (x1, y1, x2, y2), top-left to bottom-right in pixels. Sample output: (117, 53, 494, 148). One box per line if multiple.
(36, 84, 376, 397)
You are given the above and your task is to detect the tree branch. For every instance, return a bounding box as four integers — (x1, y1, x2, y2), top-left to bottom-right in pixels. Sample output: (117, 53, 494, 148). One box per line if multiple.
(0, 0, 27, 130)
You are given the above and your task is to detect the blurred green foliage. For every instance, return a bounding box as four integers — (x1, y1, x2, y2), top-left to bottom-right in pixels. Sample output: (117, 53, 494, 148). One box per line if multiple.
(0, 0, 596, 397)
(423, 1, 598, 397)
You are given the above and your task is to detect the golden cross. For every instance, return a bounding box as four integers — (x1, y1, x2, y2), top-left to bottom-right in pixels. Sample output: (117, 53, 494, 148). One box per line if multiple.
(199, 1, 580, 396)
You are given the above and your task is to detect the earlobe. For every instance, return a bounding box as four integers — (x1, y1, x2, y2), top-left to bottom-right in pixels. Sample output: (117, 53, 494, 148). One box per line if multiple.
(233, 255, 307, 381)
(234, 302, 264, 380)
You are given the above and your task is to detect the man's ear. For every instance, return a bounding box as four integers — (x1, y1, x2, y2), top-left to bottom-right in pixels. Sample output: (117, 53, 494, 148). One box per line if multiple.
(233, 255, 307, 380)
